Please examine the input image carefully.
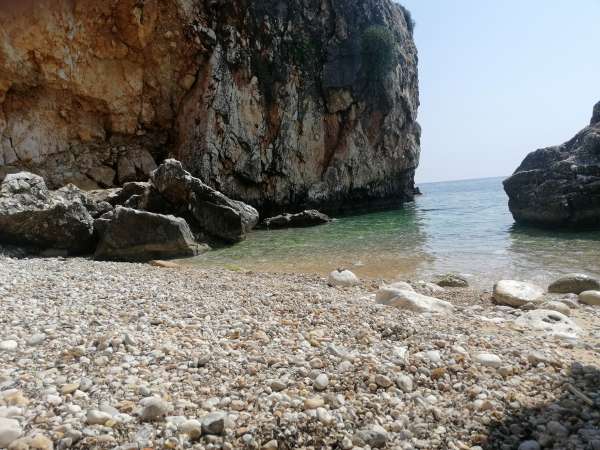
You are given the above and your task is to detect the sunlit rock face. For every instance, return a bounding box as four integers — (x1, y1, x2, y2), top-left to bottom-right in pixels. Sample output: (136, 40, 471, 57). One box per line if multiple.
(0, 0, 420, 213)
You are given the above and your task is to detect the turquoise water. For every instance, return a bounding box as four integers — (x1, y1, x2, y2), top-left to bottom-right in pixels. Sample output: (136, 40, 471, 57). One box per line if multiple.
(187, 177, 600, 287)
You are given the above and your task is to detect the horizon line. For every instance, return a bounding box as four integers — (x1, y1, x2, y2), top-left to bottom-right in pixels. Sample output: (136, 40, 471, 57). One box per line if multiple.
(417, 174, 509, 185)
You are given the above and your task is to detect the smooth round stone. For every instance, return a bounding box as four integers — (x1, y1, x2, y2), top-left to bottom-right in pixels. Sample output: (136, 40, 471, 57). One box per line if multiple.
(395, 374, 414, 392)
(0, 417, 22, 448)
(493, 280, 544, 307)
(549, 273, 600, 294)
(0, 340, 18, 352)
(579, 290, 600, 306)
(435, 273, 469, 288)
(86, 409, 113, 425)
(314, 373, 329, 391)
(304, 397, 324, 409)
(518, 440, 541, 450)
(269, 379, 287, 392)
(473, 352, 502, 368)
(537, 300, 571, 316)
(424, 350, 441, 363)
(374, 374, 393, 388)
(328, 269, 360, 287)
(26, 333, 46, 346)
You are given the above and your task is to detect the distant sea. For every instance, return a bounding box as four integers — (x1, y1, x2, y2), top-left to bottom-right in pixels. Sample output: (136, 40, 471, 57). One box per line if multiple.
(187, 177, 600, 288)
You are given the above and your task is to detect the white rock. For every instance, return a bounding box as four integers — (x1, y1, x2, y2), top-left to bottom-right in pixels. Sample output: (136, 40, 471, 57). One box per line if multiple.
(396, 375, 414, 392)
(314, 373, 329, 391)
(26, 333, 46, 346)
(493, 280, 544, 307)
(181, 419, 202, 439)
(473, 352, 502, 368)
(0, 340, 18, 352)
(514, 309, 580, 338)
(0, 417, 22, 448)
(328, 269, 360, 287)
(86, 409, 113, 425)
(579, 290, 600, 306)
(316, 407, 333, 424)
(537, 300, 571, 316)
(518, 440, 541, 450)
(376, 289, 454, 314)
(139, 397, 172, 421)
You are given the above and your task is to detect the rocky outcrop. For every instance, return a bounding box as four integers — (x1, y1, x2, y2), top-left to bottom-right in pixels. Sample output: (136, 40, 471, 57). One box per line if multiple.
(0, 0, 420, 213)
(150, 160, 259, 243)
(0, 172, 95, 254)
(263, 210, 331, 229)
(94, 207, 204, 262)
(504, 101, 600, 228)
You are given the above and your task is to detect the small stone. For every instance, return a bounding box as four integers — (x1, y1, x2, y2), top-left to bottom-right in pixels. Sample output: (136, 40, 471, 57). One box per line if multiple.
(546, 420, 568, 437)
(0, 417, 22, 448)
(30, 434, 53, 450)
(579, 290, 600, 306)
(309, 358, 324, 369)
(424, 350, 441, 363)
(269, 379, 287, 392)
(353, 425, 388, 449)
(181, 419, 202, 439)
(61, 383, 80, 395)
(435, 273, 469, 288)
(518, 440, 541, 450)
(86, 409, 113, 425)
(473, 352, 502, 368)
(27, 333, 46, 346)
(201, 412, 229, 435)
(396, 374, 414, 392)
(139, 397, 172, 422)
(549, 273, 600, 294)
(304, 397, 325, 409)
(263, 439, 278, 450)
(313, 373, 329, 391)
(374, 374, 393, 388)
(0, 341, 18, 352)
(316, 407, 333, 424)
(328, 269, 360, 287)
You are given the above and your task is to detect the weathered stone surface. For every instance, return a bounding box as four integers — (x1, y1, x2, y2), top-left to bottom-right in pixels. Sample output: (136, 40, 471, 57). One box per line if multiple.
(493, 280, 545, 307)
(328, 269, 360, 287)
(548, 273, 600, 294)
(94, 207, 203, 262)
(263, 210, 332, 229)
(376, 289, 454, 314)
(579, 290, 600, 306)
(435, 273, 469, 288)
(504, 101, 600, 228)
(0, 0, 420, 214)
(150, 160, 259, 243)
(513, 309, 580, 338)
(0, 172, 95, 253)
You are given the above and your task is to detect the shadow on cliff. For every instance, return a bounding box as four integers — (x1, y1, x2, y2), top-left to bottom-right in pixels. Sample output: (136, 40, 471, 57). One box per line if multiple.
(481, 361, 600, 450)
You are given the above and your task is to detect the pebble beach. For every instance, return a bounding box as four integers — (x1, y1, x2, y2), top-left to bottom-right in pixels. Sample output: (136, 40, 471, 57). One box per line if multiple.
(1, 257, 599, 450)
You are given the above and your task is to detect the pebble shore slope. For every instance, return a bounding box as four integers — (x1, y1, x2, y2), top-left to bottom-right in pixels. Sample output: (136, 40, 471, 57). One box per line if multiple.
(0, 257, 599, 449)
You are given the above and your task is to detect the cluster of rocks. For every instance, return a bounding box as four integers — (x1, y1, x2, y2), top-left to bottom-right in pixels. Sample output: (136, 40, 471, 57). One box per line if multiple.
(0, 258, 599, 450)
(0, 160, 259, 261)
(0, 159, 337, 262)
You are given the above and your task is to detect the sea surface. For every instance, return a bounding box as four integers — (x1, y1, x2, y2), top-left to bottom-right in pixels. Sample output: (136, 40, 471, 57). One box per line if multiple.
(186, 177, 600, 288)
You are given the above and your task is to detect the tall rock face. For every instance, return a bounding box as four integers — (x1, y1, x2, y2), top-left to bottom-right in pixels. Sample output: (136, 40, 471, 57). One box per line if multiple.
(0, 0, 420, 213)
(504, 101, 600, 229)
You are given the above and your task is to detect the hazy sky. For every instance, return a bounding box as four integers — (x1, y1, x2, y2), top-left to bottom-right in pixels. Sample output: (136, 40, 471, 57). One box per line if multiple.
(399, 0, 600, 183)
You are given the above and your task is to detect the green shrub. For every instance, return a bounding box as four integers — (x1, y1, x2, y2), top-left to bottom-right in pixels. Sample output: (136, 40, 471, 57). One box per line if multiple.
(361, 25, 396, 80)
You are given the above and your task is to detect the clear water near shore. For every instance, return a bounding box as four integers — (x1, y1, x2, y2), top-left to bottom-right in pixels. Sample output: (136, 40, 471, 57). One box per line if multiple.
(186, 177, 600, 288)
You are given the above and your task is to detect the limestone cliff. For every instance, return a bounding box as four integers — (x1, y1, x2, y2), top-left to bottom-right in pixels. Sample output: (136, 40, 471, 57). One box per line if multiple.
(0, 0, 420, 213)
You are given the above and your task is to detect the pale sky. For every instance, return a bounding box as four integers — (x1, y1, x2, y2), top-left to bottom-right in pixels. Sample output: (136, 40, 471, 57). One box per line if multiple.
(399, 0, 600, 183)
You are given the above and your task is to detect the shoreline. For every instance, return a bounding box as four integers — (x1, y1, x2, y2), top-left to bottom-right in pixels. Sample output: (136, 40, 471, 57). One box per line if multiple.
(1, 257, 599, 449)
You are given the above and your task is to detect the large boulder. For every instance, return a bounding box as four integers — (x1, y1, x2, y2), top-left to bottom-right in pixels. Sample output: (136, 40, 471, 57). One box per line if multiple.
(493, 280, 545, 307)
(504, 101, 600, 228)
(263, 210, 332, 229)
(150, 160, 259, 243)
(548, 273, 600, 294)
(0, 172, 95, 254)
(94, 207, 204, 262)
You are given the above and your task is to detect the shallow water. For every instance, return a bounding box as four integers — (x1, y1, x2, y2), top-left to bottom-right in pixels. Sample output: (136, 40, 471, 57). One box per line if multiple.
(185, 177, 600, 288)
